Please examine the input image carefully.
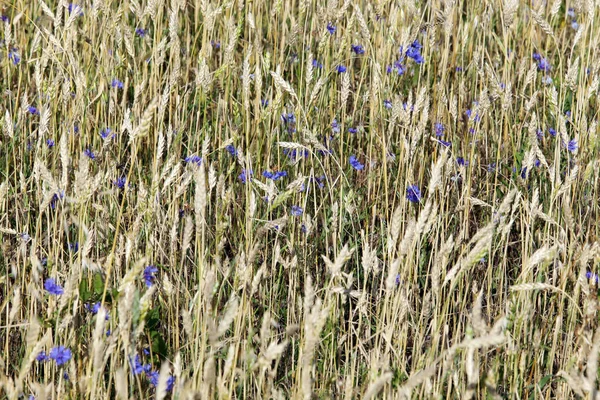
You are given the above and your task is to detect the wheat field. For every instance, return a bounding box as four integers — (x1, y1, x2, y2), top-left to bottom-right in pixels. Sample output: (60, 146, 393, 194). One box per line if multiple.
(1, 0, 600, 398)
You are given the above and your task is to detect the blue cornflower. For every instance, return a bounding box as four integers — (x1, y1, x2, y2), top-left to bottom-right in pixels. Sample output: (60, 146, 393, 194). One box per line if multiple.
(47, 139, 55, 148)
(67, 3, 83, 16)
(519, 167, 528, 179)
(283, 148, 309, 160)
(336, 65, 347, 73)
(281, 113, 296, 133)
(406, 185, 421, 203)
(86, 302, 110, 320)
(130, 355, 145, 375)
(8, 48, 20, 65)
(211, 40, 220, 49)
(84, 148, 97, 160)
(114, 177, 126, 189)
(351, 44, 365, 55)
(225, 144, 238, 157)
(327, 23, 336, 34)
(567, 7, 575, 18)
(100, 127, 113, 139)
(262, 170, 287, 181)
(533, 53, 551, 72)
(36, 351, 48, 362)
(147, 370, 159, 386)
(456, 157, 469, 167)
(166, 376, 175, 392)
(44, 278, 64, 295)
(312, 59, 323, 69)
(567, 139, 578, 153)
(586, 271, 599, 284)
(332, 119, 340, 133)
(548, 127, 556, 137)
(143, 265, 158, 287)
(565, 111, 572, 119)
(239, 169, 253, 183)
(438, 139, 452, 147)
(349, 155, 364, 170)
(111, 79, 124, 89)
(405, 40, 424, 64)
(571, 21, 579, 30)
(49, 346, 71, 366)
(74, 123, 80, 134)
(383, 99, 392, 109)
(291, 205, 303, 216)
(28, 106, 40, 115)
(387, 62, 406, 75)
(184, 155, 203, 165)
(135, 28, 147, 37)
(434, 122, 445, 137)
(50, 191, 64, 209)
(1, 15, 8, 23)
(465, 108, 481, 122)
(487, 163, 497, 172)
(69, 242, 79, 252)
(348, 127, 357, 134)
(536, 129, 544, 140)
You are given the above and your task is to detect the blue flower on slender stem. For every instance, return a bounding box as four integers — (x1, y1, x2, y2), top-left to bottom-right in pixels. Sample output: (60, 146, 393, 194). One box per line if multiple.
(36, 351, 48, 362)
(84, 148, 97, 160)
(533, 53, 551, 72)
(67, 3, 84, 16)
(405, 40, 424, 64)
(28, 106, 40, 115)
(586, 271, 599, 284)
(8, 48, 20, 65)
(263, 170, 287, 181)
(135, 28, 147, 37)
(239, 169, 253, 183)
(336, 65, 347, 73)
(312, 59, 323, 69)
(348, 127, 357, 134)
(456, 157, 469, 167)
(406, 185, 421, 203)
(351, 44, 365, 55)
(383, 99, 392, 109)
(1, 15, 8, 23)
(147, 370, 159, 386)
(349, 155, 364, 170)
(291, 205, 303, 216)
(100, 128, 113, 139)
(327, 23, 336, 34)
(435, 122, 445, 137)
(111, 79, 124, 89)
(143, 265, 158, 287)
(44, 278, 64, 295)
(332, 119, 340, 133)
(49, 346, 72, 366)
(130, 355, 145, 375)
(211, 40, 220, 49)
(438, 139, 452, 147)
(225, 144, 238, 157)
(548, 127, 556, 137)
(184, 155, 203, 166)
(47, 139, 55, 148)
(567, 139, 578, 153)
(114, 177, 127, 189)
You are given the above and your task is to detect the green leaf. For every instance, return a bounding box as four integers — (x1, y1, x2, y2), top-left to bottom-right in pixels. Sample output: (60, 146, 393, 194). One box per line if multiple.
(151, 330, 168, 358)
(79, 278, 91, 302)
(93, 273, 105, 296)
